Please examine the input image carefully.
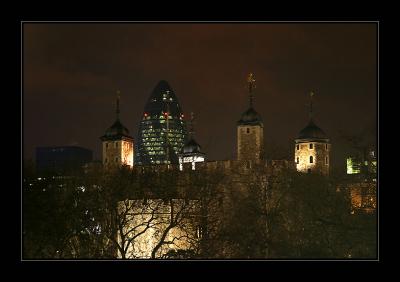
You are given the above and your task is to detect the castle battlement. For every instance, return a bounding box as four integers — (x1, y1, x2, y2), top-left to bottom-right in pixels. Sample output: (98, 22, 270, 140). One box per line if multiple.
(121, 159, 295, 178)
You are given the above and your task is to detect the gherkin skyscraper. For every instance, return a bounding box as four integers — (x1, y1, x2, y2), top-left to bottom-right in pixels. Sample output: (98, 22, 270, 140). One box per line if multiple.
(136, 80, 188, 165)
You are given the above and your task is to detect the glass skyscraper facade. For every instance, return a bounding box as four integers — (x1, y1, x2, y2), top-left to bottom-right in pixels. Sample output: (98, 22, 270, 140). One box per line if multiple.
(136, 80, 188, 165)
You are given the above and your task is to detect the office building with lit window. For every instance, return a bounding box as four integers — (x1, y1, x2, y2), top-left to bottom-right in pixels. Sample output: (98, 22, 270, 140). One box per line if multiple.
(346, 147, 377, 177)
(136, 80, 188, 165)
(343, 147, 377, 214)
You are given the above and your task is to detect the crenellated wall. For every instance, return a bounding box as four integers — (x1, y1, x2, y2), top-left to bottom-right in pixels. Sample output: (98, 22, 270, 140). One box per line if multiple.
(116, 159, 292, 258)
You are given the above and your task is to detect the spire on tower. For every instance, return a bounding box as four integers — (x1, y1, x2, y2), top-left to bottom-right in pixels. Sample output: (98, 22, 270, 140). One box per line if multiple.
(247, 73, 256, 108)
(165, 98, 170, 165)
(189, 112, 195, 138)
(309, 91, 315, 120)
(116, 90, 121, 120)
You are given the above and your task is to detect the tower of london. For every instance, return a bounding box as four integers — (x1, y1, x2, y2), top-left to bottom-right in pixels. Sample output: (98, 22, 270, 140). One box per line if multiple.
(98, 73, 339, 258)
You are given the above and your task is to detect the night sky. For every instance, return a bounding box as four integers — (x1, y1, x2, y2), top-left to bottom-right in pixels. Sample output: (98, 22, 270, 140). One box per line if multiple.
(23, 23, 377, 171)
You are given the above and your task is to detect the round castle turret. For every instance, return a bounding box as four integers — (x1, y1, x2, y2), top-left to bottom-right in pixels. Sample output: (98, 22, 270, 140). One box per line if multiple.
(294, 93, 330, 175)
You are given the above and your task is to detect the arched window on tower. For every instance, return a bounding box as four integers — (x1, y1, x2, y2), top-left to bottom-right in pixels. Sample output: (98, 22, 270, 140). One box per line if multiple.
(247, 128, 250, 134)
(310, 156, 313, 163)
(296, 157, 299, 164)
(325, 156, 328, 165)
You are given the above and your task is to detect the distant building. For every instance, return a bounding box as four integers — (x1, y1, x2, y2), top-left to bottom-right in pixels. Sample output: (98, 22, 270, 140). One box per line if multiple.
(36, 146, 93, 175)
(178, 139, 206, 171)
(347, 156, 362, 174)
(347, 181, 376, 214)
(344, 147, 377, 214)
(346, 147, 377, 177)
(83, 160, 103, 174)
(136, 80, 188, 165)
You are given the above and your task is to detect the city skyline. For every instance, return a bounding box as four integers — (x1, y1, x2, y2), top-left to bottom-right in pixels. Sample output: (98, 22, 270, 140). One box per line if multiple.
(23, 23, 377, 169)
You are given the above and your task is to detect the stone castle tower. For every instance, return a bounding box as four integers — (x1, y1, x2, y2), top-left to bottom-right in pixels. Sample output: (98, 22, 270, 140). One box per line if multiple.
(294, 92, 330, 175)
(100, 92, 134, 168)
(237, 73, 264, 161)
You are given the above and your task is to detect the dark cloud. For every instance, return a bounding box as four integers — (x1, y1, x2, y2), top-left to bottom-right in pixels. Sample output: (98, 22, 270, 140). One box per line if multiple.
(23, 23, 377, 169)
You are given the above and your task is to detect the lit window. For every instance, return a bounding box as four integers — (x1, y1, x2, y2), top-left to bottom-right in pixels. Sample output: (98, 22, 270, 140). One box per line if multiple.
(310, 156, 313, 163)
(197, 226, 202, 238)
(309, 143, 313, 149)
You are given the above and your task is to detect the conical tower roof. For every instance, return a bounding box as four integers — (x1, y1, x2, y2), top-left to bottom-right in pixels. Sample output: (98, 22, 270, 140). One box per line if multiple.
(238, 107, 263, 126)
(297, 119, 328, 141)
(101, 120, 132, 140)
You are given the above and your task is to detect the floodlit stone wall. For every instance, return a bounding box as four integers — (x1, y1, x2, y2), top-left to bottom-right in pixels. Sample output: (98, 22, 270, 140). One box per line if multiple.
(117, 199, 200, 258)
(295, 141, 330, 175)
(102, 138, 134, 168)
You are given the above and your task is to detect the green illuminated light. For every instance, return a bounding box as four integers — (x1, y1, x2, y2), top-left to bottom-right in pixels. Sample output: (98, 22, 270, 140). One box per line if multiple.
(347, 157, 361, 174)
